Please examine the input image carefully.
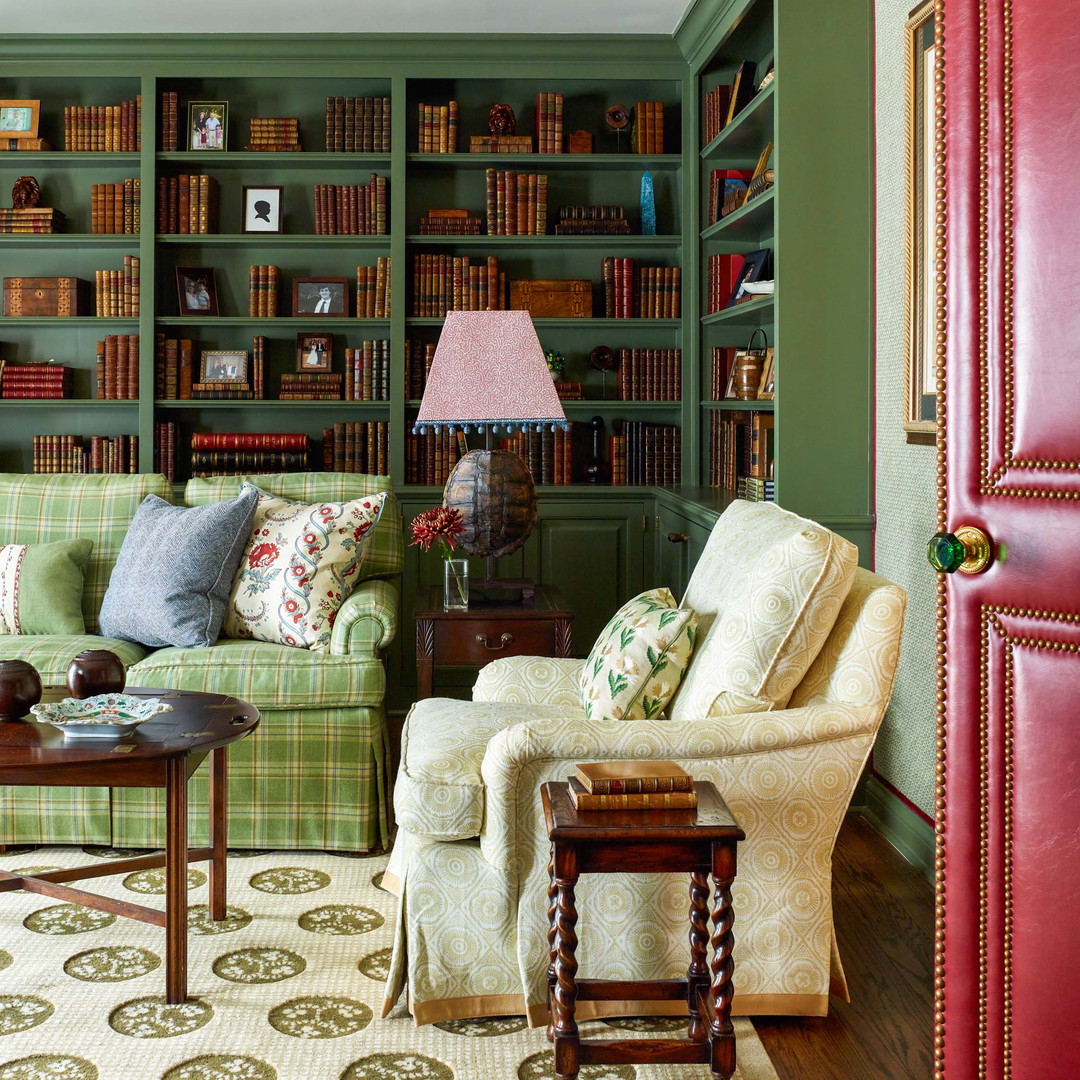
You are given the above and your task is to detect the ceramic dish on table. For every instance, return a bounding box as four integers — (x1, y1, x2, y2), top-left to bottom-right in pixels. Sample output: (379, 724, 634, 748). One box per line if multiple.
(29, 693, 173, 738)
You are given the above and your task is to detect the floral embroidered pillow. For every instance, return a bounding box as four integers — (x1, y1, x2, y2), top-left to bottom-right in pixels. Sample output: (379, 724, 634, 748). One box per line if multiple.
(579, 588, 698, 721)
(222, 484, 387, 651)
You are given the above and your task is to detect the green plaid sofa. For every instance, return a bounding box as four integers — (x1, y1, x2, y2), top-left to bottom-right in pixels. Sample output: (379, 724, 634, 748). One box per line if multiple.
(0, 471, 404, 852)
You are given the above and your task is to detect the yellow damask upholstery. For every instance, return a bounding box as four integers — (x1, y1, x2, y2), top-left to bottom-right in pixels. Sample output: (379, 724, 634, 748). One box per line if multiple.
(384, 501, 906, 1026)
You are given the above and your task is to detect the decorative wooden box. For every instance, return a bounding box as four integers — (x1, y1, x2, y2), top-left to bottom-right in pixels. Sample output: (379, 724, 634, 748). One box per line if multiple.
(469, 135, 534, 153)
(3, 277, 90, 317)
(567, 130, 594, 154)
(509, 279, 592, 318)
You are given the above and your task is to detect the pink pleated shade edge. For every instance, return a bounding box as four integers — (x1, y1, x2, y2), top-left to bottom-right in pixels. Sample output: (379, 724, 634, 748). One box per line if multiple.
(413, 310, 568, 431)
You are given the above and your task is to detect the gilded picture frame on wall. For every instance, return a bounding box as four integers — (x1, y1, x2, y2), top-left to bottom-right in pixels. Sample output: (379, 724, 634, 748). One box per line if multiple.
(904, 0, 937, 444)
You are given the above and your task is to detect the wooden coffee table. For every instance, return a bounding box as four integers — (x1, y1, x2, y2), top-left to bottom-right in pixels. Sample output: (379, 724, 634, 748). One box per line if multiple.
(541, 780, 745, 1080)
(0, 686, 259, 1003)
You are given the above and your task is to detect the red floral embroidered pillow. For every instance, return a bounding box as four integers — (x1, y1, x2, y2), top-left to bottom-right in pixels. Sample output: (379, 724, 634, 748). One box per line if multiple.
(222, 484, 387, 651)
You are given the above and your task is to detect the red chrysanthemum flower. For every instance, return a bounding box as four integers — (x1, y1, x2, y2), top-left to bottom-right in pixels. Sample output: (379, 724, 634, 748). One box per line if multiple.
(408, 506, 465, 556)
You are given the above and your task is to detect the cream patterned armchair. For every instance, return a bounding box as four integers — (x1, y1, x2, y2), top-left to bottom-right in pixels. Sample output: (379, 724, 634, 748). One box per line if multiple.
(382, 500, 906, 1025)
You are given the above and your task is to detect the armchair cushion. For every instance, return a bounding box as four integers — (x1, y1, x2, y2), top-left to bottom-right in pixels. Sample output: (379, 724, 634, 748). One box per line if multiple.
(579, 587, 697, 721)
(670, 500, 858, 721)
(473, 656, 585, 705)
(394, 697, 585, 841)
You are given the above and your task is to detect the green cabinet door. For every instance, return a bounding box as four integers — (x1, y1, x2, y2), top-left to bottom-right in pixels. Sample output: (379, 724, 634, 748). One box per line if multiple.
(524, 498, 647, 653)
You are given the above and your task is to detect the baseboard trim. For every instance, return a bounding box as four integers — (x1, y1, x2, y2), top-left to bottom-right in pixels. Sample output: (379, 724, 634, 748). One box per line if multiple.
(854, 774, 935, 884)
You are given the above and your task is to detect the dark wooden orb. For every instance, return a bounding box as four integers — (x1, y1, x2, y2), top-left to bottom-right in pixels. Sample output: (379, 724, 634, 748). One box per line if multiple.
(443, 449, 538, 558)
(0, 659, 42, 721)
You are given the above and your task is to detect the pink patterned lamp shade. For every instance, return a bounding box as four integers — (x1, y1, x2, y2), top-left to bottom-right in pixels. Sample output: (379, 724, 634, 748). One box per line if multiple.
(413, 310, 568, 434)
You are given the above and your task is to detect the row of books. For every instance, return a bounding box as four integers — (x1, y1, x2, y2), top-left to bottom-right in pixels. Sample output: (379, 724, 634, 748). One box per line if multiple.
(417, 209, 482, 236)
(405, 429, 466, 486)
(247, 265, 280, 318)
(708, 410, 774, 491)
(326, 97, 392, 153)
(320, 422, 390, 475)
(153, 421, 176, 482)
(702, 60, 762, 146)
(190, 448, 309, 477)
(615, 348, 681, 402)
(155, 335, 267, 400)
(278, 372, 344, 401)
(247, 118, 300, 153)
(312, 177, 387, 235)
(95, 257, 140, 318)
(535, 92, 565, 155)
(344, 341, 392, 402)
(0, 361, 72, 400)
(0, 208, 65, 235)
(738, 476, 776, 503)
(356, 259, 392, 318)
(484, 170, 548, 235)
(570, 760, 696, 810)
(405, 339, 436, 400)
(410, 254, 507, 316)
(707, 167, 752, 225)
(610, 422, 681, 486)
(707, 253, 749, 314)
(469, 135, 533, 154)
(32, 434, 139, 474)
(632, 101, 665, 155)
(156, 174, 218, 235)
(91, 180, 141, 234)
(502, 425, 575, 486)
(95, 335, 139, 400)
(63, 98, 141, 152)
(417, 102, 459, 154)
(601, 258, 682, 319)
(554, 205, 630, 236)
(160, 92, 180, 152)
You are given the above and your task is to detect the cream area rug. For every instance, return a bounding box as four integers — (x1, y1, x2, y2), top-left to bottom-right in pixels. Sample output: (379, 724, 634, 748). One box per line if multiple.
(0, 847, 780, 1080)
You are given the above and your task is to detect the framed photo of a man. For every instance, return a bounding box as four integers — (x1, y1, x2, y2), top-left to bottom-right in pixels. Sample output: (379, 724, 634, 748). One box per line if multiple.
(293, 278, 348, 317)
(296, 333, 333, 373)
(175, 267, 219, 316)
(0, 100, 40, 140)
(200, 350, 248, 383)
(243, 186, 283, 233)
(188, 102, 227, 151)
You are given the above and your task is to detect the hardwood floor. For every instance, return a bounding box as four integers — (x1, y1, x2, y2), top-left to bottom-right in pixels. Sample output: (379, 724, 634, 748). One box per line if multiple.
(752, 814, 934, 1080)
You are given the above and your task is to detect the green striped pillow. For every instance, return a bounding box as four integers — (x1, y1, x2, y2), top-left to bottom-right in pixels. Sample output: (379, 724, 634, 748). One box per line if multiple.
(0, 538, 94, 635)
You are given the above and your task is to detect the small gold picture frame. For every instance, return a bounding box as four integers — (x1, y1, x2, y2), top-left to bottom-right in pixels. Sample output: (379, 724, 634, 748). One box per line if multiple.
(0, 100, 40, 140)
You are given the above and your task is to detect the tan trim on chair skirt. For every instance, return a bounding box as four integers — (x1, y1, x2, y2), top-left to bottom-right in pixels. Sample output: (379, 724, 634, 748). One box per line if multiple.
(381, 869, 402, 897)
(404, 991, 831, 1027)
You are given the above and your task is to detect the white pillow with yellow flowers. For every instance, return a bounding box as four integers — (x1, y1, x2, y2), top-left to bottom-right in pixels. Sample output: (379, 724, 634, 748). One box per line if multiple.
(579, 587, 698, 721)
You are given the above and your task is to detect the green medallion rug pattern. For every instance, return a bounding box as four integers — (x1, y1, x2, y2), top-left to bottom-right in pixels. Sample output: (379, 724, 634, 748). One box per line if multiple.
(0, 849, 780, 1080)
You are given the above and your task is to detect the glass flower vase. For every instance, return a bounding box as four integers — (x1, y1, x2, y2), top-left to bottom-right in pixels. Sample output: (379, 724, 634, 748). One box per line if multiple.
(443, 558, 469, 611)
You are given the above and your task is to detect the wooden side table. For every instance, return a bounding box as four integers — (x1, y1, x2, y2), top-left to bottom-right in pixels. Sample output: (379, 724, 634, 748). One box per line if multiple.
(415, 585, 574, 699)
(541, 780, 745, 1080)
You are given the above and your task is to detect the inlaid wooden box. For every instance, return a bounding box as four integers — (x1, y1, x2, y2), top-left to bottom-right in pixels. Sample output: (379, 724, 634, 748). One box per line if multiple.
(509, 279, 592, 318)
(2, 277, 90, 317)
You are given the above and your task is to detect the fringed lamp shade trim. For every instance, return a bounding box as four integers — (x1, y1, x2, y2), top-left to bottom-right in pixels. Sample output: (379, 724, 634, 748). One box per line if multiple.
(411, 419, 571, 434)
(413, 310, 569, 431)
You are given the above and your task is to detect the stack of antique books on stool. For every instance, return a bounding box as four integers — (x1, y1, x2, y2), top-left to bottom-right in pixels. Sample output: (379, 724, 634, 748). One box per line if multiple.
(570, 759, 697, 810)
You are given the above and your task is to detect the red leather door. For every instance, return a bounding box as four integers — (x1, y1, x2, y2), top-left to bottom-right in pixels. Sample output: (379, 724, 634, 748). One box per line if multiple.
(939, 1, 1080, 1076)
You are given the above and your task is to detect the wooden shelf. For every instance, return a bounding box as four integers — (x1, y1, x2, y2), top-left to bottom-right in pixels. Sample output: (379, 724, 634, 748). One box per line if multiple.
(157, 234, 390, 246)
(701, 296, 774, 324)
(157, 152, 391, 168)
(407, 153, 683, 170)
(0, 235, 139, 247)
(701, 399, 775, 411)
(154, 317, 391, 328)
(0, 399, 137, 407)
(155, 399, 392, 409)
(700, 83, 775, 160)
(406, 317, 681, 328)
(0, 317, 138, 327)
(700, 188, 775, 243)
(0, 153, 140, 166)
(406, 235, 682, 249)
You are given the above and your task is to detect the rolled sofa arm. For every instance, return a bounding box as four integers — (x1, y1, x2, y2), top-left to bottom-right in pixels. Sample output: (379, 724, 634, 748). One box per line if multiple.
(330, 578, 400, 657)
(478, 701, 883, 868)
(473, 656, 586, 705)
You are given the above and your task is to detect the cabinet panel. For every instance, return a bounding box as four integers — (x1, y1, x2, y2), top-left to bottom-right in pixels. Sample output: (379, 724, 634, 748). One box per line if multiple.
(656, 504, 714, 599)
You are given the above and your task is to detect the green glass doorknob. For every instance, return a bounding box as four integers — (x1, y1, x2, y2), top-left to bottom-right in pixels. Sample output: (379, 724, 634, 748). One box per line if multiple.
(927, 526, 993, 574)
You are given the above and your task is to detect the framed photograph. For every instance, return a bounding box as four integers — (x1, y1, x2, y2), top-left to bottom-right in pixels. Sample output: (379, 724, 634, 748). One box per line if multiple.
(175, 267, 219, 316)
(242, 185, 283, 233)
(728, 248, 771, 307)
(200, 349, 248, 383)
(292, 277, 349, 317)
(296, 333, 333, 373)
(188, 101, 227, 151)
(904, 0, 937, 444)
(0, 100, 40, 140)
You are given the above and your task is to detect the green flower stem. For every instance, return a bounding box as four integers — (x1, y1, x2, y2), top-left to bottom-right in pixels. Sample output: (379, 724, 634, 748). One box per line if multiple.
(440, 544, 467, 606)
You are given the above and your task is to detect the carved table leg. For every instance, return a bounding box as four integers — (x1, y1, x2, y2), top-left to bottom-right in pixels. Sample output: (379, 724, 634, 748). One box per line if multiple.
(551, 853, 580, 1080)
(688, 869, 711, 1041)
(708, 842, 737, 1080)
(416, 618, 434, 699)
(208, 747, 228, 921)
(547, 844, 558, 1042)
(165, 756, 189, 1004)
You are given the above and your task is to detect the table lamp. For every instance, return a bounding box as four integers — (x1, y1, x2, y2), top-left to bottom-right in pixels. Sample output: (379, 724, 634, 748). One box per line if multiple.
(413, 309, 568, 601)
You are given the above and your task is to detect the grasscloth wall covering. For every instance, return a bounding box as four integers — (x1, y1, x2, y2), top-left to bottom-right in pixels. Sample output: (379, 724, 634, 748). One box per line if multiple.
(874, 0, 936, 816)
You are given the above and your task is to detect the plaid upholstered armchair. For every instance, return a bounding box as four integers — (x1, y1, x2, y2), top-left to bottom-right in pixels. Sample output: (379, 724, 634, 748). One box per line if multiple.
(382, 499, 906, 1025)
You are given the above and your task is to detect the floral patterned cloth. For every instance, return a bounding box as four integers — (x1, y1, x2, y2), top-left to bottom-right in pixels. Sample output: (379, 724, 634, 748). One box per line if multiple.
(223, 485, 387, 651)
(578, 587, 698, 721)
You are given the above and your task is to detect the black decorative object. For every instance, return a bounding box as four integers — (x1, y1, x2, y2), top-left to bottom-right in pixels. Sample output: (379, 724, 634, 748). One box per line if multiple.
(589, 345, 618, 399)
(583, 415, 612, 484)
(0, 659, 42, 721)
(67, 649, 127, 699)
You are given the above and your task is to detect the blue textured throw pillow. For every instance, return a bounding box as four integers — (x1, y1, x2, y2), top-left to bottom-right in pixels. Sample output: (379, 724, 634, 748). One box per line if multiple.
(99, 488, 259, 648)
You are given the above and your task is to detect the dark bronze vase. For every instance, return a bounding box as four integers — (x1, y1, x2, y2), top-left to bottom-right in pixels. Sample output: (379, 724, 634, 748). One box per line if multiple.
(67, 649, 127, 699)
(0, 659, 43, 721)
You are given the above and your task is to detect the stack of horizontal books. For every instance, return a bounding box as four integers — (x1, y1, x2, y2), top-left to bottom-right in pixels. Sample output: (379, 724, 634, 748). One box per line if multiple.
(570, 760, 697, 810)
